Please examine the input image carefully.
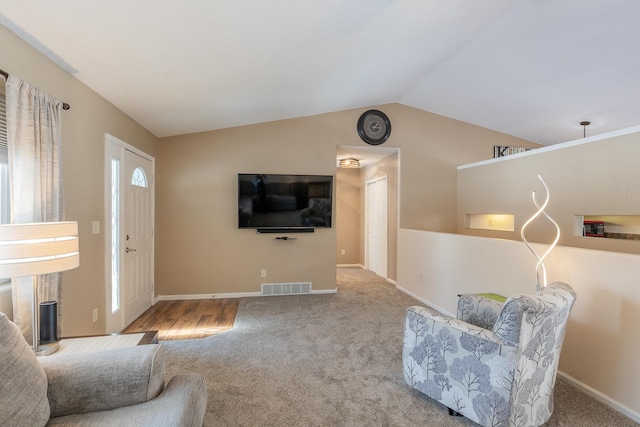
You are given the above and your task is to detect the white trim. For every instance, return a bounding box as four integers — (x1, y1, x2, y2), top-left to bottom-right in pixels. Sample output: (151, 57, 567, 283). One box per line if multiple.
(337, 263, 364, 268)
(395, 284, 455, 318)
(155, 292, 260, 302)
(557, 371, 640, 424)
(105, 134, 155, 163)
(386, 278, 397, 286)
(457, 124, 640, 170)
(155, 288, 337, 303)
(313, 288, 338, 294)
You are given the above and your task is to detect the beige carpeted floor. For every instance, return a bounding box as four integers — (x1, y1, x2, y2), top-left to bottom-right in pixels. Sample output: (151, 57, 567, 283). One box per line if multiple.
(162, 267, 638, 427)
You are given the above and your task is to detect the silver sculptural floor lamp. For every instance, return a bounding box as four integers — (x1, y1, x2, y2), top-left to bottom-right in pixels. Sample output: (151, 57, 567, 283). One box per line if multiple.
(0, 222, 79, 356)
(520, 174, 560, 292)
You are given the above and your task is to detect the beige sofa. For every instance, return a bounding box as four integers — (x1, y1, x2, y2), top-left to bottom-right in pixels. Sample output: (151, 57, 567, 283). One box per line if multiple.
(0, 312, 207, 426)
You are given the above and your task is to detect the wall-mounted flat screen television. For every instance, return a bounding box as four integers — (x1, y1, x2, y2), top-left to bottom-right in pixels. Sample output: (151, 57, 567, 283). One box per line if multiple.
(238, 173, 333, 231)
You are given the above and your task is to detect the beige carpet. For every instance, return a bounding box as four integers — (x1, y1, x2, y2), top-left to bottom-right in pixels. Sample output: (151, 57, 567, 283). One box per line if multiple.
(162, 267, 638, 426)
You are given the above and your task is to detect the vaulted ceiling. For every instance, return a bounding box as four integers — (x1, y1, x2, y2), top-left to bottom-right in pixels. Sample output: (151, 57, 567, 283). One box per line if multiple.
(2, 1, 639, 145)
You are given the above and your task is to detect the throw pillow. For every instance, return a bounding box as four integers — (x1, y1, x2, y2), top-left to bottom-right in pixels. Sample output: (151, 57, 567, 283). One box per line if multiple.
(0, 312, 50, 426)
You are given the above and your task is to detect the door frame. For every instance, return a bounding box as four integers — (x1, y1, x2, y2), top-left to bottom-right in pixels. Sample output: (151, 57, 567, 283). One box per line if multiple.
(104, 134, 155, 333)
(364, 175, 388, 278)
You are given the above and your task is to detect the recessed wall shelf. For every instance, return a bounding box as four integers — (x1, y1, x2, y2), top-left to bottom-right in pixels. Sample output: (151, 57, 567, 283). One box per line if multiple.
(574, 215, 640, 240)
(464, 214, 515, 232)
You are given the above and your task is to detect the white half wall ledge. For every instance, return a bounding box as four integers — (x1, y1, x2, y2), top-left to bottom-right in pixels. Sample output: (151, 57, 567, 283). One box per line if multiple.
(397, 228, 640, 423)
(457, 124, 640, 170)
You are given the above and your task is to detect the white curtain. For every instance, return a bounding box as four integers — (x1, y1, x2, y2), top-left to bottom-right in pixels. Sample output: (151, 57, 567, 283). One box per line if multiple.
(5, 76, 64, 343)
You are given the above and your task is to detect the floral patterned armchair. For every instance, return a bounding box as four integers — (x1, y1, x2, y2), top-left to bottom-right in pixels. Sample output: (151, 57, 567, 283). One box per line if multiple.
(402, 282, 576, 427)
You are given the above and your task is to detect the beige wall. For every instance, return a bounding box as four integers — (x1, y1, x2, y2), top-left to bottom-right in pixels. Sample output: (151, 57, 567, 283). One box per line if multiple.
(156, 117, 339, 296)
(156, 104, 530, 296)
(457, 130, 640, 254)
(336, 168, 361, 265)
(1, 25, 158, 335)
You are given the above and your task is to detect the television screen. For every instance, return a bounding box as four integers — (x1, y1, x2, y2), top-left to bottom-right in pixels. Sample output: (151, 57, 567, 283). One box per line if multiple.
(238, 174, 333, 230)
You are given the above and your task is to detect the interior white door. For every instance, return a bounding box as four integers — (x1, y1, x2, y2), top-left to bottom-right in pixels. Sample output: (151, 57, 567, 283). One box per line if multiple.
(122, 149, 154, 326)
(366, 176, 388, 278)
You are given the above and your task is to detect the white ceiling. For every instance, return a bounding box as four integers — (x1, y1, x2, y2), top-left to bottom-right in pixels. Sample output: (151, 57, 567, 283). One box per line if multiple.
(2, 1, 640, 146)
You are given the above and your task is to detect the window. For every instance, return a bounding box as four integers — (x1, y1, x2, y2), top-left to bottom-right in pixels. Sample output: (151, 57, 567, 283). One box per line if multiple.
(0, 93, 9, 224)
(111, 158, 120, 313)
(131, 167, 148, 188)
(0, 93, 9, 286)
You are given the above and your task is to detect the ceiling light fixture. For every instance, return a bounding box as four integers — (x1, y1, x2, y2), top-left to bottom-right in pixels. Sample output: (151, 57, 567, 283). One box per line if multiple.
(580, 121, 590, 138)
(339, 158, 360, 168)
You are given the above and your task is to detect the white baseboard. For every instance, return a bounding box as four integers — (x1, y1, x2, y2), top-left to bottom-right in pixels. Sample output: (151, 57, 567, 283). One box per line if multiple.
(557, 371, 640, 423)
(312, 288, 338, 294)
(155, 288, 337, 304)
(386, 278, 397, 286)
(337, 264, 364, 268)
(395, 285, 457, 319)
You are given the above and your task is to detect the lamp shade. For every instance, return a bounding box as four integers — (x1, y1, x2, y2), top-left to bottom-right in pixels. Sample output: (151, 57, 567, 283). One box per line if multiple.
(0, 222, 79, 278)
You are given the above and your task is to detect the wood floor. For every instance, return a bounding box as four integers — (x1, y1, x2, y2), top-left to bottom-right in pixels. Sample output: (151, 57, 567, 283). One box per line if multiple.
(123, 299, 239, 341)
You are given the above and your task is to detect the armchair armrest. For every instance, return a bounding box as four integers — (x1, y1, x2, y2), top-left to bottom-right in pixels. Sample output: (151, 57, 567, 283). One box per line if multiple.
(46, 374, 207, 427)
(456, 293, 505, 329)
(39, 344, 165, 417)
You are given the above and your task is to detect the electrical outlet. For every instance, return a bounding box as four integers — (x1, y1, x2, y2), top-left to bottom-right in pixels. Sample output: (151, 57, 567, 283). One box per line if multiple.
(261, 269, 267, 278)
(341, 249, 346, 255)
(92, 221, 100, 234)
(92, 308, 98, 323)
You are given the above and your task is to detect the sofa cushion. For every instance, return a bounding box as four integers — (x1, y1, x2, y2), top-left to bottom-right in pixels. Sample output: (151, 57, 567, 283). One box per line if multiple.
(0, 312, 50, 426)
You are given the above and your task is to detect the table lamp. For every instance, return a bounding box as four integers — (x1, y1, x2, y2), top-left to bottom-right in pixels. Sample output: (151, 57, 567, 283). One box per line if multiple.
(0, 221, 79, 355)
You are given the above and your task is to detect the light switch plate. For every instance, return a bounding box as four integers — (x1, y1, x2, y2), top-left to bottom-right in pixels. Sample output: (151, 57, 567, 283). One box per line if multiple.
(92, 221, 100, 234)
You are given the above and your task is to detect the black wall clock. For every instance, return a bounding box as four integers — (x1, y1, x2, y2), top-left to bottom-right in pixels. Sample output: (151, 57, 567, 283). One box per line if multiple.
(357, 110, 391, 145)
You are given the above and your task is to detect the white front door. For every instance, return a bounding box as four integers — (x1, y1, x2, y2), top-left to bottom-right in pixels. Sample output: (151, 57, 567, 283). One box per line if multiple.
(366, 176, 388, 278)
(105, 135, 154, 333)
(123, 149, 154, 326)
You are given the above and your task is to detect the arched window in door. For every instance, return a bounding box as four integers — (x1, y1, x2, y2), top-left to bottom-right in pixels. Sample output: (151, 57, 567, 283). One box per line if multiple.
(131, 167, 148, 188)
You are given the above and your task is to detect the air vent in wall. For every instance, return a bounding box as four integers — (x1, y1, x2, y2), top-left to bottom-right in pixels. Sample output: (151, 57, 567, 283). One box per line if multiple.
(261, 282, 312, 296)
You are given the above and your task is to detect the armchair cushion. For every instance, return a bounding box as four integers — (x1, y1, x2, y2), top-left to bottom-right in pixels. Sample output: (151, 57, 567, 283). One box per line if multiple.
(457, 293, 505, 329)
(39, 344, 166, 417)
(0, 312, 50, 427)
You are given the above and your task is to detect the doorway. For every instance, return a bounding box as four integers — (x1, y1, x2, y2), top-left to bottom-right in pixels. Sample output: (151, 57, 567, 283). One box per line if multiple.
(336, 145, 398, 281)
(105, 134, 155, 333)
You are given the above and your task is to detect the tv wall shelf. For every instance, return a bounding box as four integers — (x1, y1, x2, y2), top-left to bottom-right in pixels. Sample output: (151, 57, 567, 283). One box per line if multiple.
(257, 227, 314, 234)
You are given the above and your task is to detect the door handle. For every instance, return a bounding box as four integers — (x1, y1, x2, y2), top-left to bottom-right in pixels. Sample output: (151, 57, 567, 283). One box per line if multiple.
(126, 247, 137, 253)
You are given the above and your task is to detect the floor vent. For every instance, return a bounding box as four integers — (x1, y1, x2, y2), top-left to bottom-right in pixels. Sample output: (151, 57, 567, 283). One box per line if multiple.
(261, 282, 312, 296)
